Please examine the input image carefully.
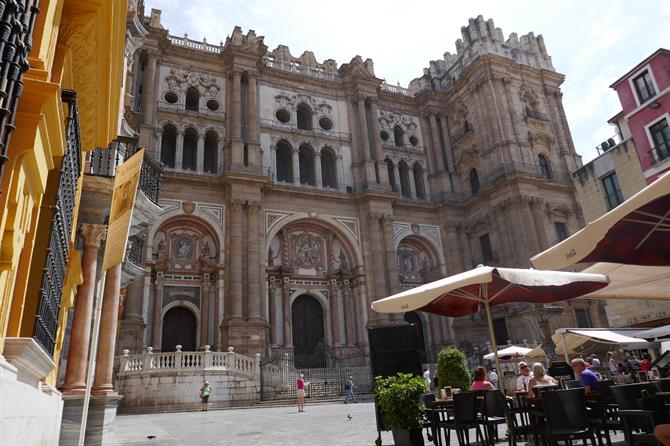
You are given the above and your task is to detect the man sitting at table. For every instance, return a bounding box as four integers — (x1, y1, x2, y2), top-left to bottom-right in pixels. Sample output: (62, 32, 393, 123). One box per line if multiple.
(571, 358, 600, 393)
(516, 362, 533, 390)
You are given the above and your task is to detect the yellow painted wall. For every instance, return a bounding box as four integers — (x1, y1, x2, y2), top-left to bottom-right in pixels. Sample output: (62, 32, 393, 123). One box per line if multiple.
(0, 0, 128, 390)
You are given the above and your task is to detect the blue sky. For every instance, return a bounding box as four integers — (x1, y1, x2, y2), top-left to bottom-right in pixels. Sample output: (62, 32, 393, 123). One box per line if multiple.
(143, 0, 670, 162)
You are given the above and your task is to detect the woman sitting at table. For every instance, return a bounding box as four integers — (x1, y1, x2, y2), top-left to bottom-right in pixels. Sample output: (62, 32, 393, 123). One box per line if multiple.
(472, 366, 495, 391)
(527, 362, 557, 393)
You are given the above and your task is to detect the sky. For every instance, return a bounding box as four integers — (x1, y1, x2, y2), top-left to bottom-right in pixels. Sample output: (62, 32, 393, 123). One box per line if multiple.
(143, 0, 670, 162)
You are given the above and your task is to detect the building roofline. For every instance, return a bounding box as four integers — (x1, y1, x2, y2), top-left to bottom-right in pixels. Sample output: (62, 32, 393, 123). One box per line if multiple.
(607, 110, 624, 124)
(609, 48, 670, 89)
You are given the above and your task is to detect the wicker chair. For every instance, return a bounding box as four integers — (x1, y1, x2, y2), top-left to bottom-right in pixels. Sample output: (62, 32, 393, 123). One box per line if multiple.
(434, 392, 485, 446)
(541, 388, 597, 445)
(610, 383, 663, 445)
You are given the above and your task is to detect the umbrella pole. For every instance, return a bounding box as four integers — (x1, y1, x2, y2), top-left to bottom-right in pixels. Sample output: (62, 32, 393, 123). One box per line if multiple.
(482, 284, 504, 394)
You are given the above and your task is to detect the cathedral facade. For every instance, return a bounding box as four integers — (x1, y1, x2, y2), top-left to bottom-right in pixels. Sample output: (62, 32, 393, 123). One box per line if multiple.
(118, 8, 607, 361)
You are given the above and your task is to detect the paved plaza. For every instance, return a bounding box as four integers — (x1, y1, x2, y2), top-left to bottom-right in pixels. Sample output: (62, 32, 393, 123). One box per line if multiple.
(111, 400, 627, 446)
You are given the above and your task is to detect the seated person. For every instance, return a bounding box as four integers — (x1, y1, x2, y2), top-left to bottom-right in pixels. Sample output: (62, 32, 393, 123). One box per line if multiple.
(527, 362, 557, 394)
(516, 361, 533, 390)
(571, 358, 600, 393)
(472, 366, 495, 391)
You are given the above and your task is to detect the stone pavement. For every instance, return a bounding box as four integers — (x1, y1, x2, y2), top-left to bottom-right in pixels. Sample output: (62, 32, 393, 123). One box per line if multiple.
(111, 400, 628, 446)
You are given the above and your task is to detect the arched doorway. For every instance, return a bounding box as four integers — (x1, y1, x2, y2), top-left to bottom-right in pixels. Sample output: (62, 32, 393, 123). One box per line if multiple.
(162, 306, 197, 352)
(292, 295, 325, 367)
(404, 311, 427, 363)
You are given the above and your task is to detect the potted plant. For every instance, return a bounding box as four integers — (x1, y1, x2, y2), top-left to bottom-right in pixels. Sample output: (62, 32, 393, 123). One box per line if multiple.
(437, 347, 471, 392)
(374, 372, 426, 446)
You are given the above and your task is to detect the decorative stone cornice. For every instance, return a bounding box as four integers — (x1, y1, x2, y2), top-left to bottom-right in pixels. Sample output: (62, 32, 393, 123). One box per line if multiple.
(80, 224, 107, 248)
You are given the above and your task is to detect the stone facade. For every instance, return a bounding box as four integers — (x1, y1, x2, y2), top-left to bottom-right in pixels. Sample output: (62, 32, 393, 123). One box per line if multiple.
(118, 10, 606, 360)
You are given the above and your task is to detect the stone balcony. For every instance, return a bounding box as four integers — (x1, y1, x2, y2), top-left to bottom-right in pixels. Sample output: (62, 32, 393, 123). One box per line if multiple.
(115, 346, 261, 413)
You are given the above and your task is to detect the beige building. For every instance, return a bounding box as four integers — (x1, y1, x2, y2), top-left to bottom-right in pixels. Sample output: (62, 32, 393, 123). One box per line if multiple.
(116, 9, 606, 363)
(573, 114, 670, 329)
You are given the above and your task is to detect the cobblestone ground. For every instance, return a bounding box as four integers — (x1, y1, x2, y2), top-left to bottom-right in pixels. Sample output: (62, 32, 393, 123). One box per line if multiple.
(111, 400, 627, 446)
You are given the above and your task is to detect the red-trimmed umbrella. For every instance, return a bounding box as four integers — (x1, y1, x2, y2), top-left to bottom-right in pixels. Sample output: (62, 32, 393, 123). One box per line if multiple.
(371, 266, 609, 392)
(531, 171, 670, 269)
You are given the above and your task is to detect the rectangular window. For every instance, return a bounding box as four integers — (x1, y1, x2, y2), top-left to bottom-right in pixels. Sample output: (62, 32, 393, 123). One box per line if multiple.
(633, 71, 656, 104)
(554, 222, 568, 242)
(601, 173, 624, 210)
(575, 308, 592, 328)
(479, 234, 493, 264)
(650, 119, 670, 163)
(493, 317, 509, 345)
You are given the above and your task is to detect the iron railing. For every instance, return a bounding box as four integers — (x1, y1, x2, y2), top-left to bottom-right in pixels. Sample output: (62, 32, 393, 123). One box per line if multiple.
(87, 136, 163, 205)
(126, 234, 145, 267)
(33, 90, 81, 357)
(650, 145, 670, 165)
(0, 0, 41, 191)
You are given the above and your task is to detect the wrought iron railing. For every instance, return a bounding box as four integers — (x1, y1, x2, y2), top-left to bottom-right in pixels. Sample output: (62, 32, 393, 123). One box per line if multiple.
(87, 136, 163, 205)
(33, 90, 81, 357)
(523, 109, 550, 122)
(0, 0, 41, 191)
(650, 145, 669, 165)
(126, 234, 145, 267)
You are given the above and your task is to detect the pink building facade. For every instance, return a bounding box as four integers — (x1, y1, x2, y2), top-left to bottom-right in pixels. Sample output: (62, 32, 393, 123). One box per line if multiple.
(610, 48, 670, 183)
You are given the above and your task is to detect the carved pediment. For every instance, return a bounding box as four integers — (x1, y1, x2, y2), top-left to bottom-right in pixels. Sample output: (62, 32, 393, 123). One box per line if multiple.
(165, 68, 221, 97)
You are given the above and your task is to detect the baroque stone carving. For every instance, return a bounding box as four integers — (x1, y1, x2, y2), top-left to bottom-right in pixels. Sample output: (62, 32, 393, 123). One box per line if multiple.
(273, 91, 332, 115)
(378, 110, 419, 135)
(165, 68, 221, 97)
(294, 233, 321, 268)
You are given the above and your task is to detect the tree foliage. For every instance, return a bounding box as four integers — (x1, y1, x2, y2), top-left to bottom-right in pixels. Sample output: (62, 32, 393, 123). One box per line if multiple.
(374, 373, 426, 430)
(437, 347, 471, 392)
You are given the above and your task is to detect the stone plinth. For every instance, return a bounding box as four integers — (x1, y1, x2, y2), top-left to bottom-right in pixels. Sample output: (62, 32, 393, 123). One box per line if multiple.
(60, 394, 123, 445)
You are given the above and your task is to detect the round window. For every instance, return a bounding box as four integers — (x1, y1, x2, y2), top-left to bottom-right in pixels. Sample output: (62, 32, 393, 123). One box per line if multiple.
(164, 91, 178, 104)
(380, 131, 390, 141)
(409, 136, 419, 146)
(319, 117, 333, 130)
(275, 108, 291, 123)
(206, 99, 220, 111)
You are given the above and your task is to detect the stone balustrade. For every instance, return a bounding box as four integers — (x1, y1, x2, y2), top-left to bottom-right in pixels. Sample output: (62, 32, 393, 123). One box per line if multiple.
(118, 345, 260, 380)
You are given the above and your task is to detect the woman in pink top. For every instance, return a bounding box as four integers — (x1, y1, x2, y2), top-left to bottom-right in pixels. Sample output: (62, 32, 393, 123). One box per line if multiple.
(296, 373, 307, 412)
(471, 366, 495, 391)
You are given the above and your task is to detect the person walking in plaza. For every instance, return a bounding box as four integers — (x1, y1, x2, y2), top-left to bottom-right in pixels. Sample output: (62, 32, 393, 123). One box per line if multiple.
(607, 351, 619, 376)
(297, 373, 309, 412)
(343, 376, 357, 403)
(199, 381, 212, 411)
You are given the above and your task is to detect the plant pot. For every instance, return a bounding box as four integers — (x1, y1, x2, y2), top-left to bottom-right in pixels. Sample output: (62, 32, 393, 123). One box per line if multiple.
(391, 428, 425, 446)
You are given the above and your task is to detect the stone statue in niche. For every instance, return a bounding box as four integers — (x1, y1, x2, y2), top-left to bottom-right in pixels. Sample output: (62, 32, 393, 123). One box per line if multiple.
(338, 249, 348, 272)
(295, 233, 320, 268)
(177, 239, 192, 259)
(201, 241, 211, 258)
(267, 246, 274, 266)
(400, 252, 415, 273)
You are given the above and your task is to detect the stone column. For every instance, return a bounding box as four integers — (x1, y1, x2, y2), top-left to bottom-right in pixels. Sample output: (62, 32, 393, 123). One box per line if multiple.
(230, 70, 242, 142)
(141, 51, 157, 125)
(268, 277, 277, 345)
(428, 113, 445, 171)
(196, 134, 205, 173)
(247, 72, 260, 166)
(291, 148, 300, 184)
(368, 98, 384, 162)
(61, 224, 106, 394)
(336, 155, 345, 191)
(200, 280, 210, 347)
(329, 279, 341, 345)
(393, 162, 400, 192)
(215, 266, 224, 350)
(382, 216, 401, 296)
(408, 169, 417, 199)
(175, 130, 184, 170)
(356, 97, 371, 160)
(150, 276, 163, 347)
(343, 281, 354, 346)
(420, 115, 436, 176)
(229, 200, 243, 319)
(247, 202, 262, 320)
(439, 114, 456, 173)
(367, 213, 389, 323)
(529, 198, 549, 251)
(282, 277, 292, 346)
(314, 152, 322, 188)
(92, 263, 122, 395)
(270, 145, 277, 181)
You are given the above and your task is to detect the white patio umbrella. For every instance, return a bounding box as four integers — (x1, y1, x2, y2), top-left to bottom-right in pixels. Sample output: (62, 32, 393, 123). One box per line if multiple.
(371, 266, 609, 392)
(483, 345, 532, 361)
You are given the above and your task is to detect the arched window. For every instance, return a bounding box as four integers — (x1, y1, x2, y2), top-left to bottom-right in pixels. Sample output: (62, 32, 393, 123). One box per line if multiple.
(182, 128, 198, 170)
(398, 161, 411, 198)
(469, 168, 480, 195)
(204, 131, 218, 173)
(393, 125, 405, 147)
(185, 87, 199, 112)
(538, 154, 552, 179)
(276, 141, 293, 182)
(385, 159, 397, 192)
(299, 145, 315, 185)
(320, 148, 337, 188)
(160, 125, 177, 168)
(413, 163, 426, 200)
(297, 103, 312, 130)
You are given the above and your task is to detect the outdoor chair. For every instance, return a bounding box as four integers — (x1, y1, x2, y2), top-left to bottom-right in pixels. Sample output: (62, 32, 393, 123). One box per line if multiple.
(564, 379, 583, 389)
(541, 388, 598, 445)
(478, 390, 507, 444)
(421, 393, 437, 443)
(653, 379, 670, 392)
(532, 385, 559, 397)
(434, 392, 485, 446)
(587, 381, 624, 446)
(611, 383, 664, 445)
(507, 398, 541, 446)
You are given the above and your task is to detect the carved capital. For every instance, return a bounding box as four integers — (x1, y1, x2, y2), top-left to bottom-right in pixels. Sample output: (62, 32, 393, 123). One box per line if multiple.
(80, 224, 107, 247)
(229, 199, 244, 212)
(247, 201, 263, 214)
(368, 212, 385, 222)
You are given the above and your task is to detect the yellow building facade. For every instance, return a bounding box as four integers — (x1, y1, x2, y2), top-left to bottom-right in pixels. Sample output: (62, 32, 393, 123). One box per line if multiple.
(0, 1, 127, 444)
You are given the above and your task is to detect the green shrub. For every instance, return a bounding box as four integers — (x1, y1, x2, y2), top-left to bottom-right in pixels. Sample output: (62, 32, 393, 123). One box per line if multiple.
(437, 347, 471, 391)
(374, 373, 426, 430)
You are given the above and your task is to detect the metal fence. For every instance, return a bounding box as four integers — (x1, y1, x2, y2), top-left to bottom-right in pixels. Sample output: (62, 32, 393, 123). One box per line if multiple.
(260, 348, 373, 401)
